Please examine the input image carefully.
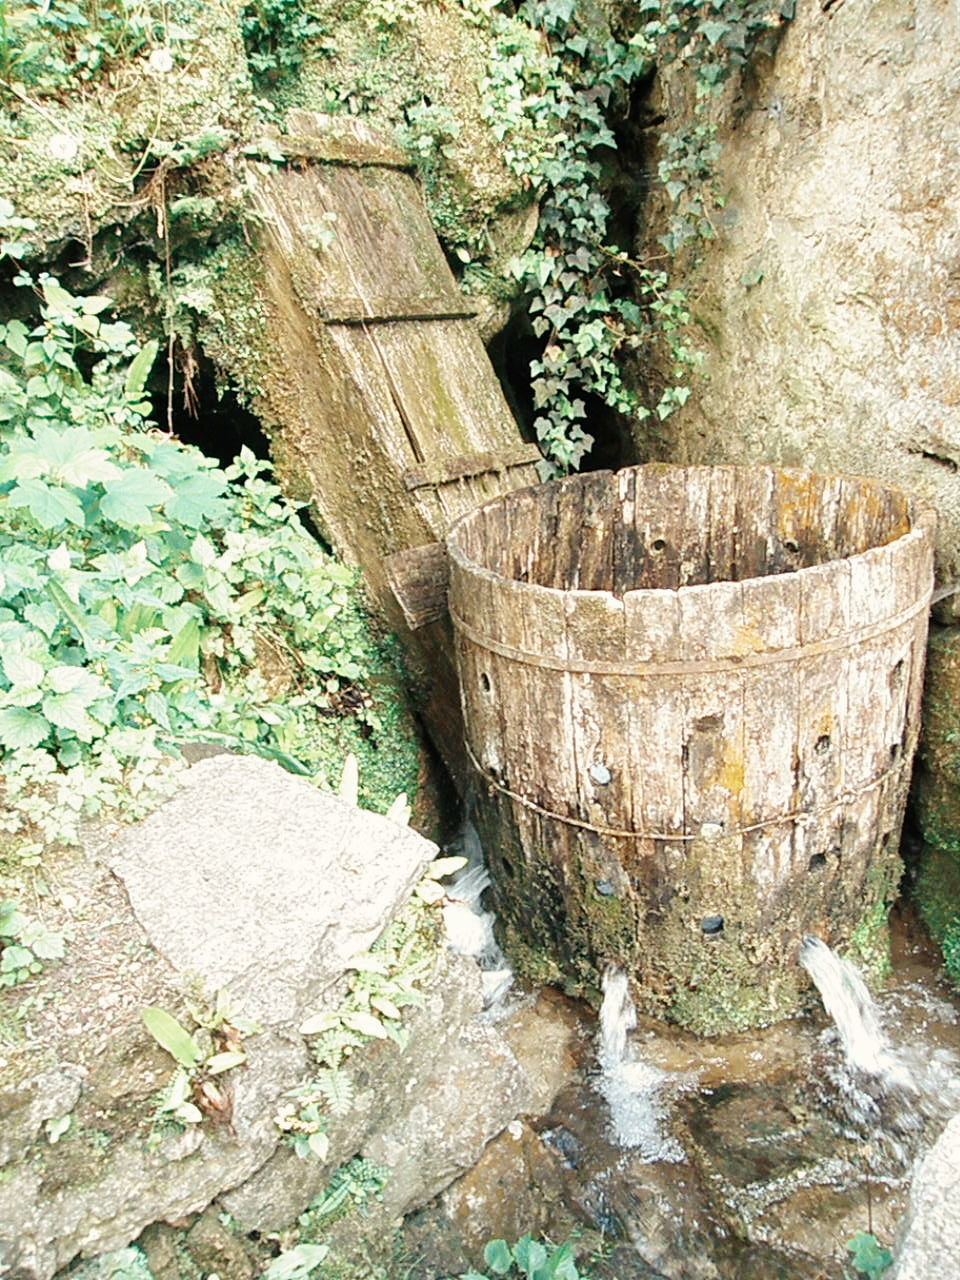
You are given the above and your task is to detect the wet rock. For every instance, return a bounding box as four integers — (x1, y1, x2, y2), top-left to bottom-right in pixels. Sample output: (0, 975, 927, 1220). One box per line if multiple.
(184, 1208, 257, 1280)
(364, 1020, 536, 1218)
(893, 1111, 960, 1280)
(220, 952, 510, 1232)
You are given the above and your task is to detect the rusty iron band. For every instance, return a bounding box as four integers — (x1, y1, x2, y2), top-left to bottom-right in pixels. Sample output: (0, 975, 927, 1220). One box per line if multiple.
(463, 737, 907, 842)
(449, 590, 931, 678)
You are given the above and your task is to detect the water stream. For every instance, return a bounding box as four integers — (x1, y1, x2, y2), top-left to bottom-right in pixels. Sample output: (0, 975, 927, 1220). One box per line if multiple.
(408, 903, 960, 1279)
(427, 826, 960, 1277)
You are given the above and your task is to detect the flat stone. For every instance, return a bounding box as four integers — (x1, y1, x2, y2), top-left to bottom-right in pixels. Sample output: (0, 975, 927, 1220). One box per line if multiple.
(105, 755, 435, 1027)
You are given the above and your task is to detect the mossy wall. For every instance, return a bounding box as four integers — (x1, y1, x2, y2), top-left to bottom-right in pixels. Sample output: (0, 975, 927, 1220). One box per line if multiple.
(912, 625, 960, 985)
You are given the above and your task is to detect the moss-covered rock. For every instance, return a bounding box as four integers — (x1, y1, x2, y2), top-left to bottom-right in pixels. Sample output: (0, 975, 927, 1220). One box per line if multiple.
(0, 1, 256, 248)
(912, 625, 960, 984)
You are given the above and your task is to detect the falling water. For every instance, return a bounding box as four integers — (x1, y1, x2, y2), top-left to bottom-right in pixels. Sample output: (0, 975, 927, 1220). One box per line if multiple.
(596, 966, 688, 1161)
(799, 935, 915, 1084)
(800, 935, 960, 1160)
(440, 821, 514, 1010)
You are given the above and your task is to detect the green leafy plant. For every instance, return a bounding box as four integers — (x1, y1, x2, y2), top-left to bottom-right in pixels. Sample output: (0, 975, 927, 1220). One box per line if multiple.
(301, 1156, 390, 1230)
(483, 1, 701, 473)
(141, 1000, 249, 1134)
(638, 0, 793, 254)
(0, 897, 65, 986)
(262, 1243, 330, 1280)
(457, 1235, 589, 1280)
(0, 0, 173, 100)
(846, 1232, 894, 1279)
(240, 0, 330, 91)
(0, 272, 400, 848)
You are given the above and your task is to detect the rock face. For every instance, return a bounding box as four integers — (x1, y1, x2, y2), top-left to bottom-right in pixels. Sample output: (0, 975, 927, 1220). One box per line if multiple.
(0, 757, 548, 1280)
(651, 0, 960, 581)
(893, 1112, 960, 1279)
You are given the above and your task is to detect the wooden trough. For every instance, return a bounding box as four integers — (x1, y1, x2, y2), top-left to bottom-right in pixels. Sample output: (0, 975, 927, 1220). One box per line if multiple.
(446, 465, 936, 1033)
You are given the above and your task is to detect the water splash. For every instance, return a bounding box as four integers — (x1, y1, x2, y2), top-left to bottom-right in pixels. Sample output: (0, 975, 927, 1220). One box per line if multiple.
(799, 935, 913, 1083)
(800, 935, 960, 1162)
(440, 822, 514, 1010)
(597, 966, 687, 1161)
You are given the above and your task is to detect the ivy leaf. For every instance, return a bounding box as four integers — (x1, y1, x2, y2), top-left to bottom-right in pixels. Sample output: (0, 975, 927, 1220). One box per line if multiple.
(700, 19, 728, 45)
(100, 470, 173, 526)
(0, 706, 50, 748)
(7, 478, 85, 529)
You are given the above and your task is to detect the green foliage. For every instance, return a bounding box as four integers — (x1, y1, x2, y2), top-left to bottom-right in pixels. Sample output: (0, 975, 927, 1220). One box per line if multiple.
(301, 1156, 390, 1230)
(141, 1005, 204, 1069)
(240, 0, 330, 91)
(277, 856, 454, 1153)
(0, 0, 173, 99)
(846, 1232, 893, 1279)
(65, 1245, 156, 1280)
(0, 896, 65, 985)
(639, 0, 794, 253)
(495, 1, 671, 472)
(142, 998, 249, 1135)
(479, 0, 792, 472)
(0, 273, 403, 846)
(942, 918, 960, 986)
(262, 1243, 330, 1280)
(456, 1235, 589, 1280)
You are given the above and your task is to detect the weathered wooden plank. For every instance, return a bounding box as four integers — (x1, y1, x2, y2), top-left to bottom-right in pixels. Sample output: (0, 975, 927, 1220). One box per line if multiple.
(705, 466, 739, 585)
(678, 465, 711, 586)
(563, 592, 632, 830)
(634, 465, 685, 589)
(678, 580, 743, 663)
(568, 472, 615, 591)
(630, 677, 686, 836)
(294, 164, 455, 304)
(739, 571, 801, 830)
(613, 467, 639, 596)
(282, 110, 410, 168)
(734, 465, 775, 580)
(681, 669, 745, 836)
(402, 445, 541, 493)
(551, 480, 587, 591)
(319, 294, 479, 324)
(384, 542, 449, 629)
(371, 320, 537, 518)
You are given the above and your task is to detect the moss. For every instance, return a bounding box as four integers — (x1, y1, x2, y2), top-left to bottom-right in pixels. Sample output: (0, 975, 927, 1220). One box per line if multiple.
(0, 0, 256, 246)
(846, 898, 892, 985)
(910, 625, 960, 984)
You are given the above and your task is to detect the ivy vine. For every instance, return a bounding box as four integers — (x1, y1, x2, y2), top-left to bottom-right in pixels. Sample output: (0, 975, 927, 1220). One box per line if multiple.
(480, 0, 792, 474)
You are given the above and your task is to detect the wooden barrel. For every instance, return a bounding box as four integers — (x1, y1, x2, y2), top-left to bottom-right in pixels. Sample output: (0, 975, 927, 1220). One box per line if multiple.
(446, 465, 936, 1033)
